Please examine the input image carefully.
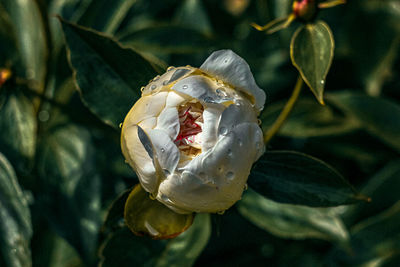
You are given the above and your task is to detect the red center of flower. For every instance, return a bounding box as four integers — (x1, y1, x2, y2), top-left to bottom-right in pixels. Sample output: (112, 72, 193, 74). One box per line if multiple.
(175, 104, 203, 147)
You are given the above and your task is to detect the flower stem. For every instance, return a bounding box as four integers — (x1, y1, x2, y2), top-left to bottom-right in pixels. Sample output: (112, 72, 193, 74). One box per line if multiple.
(264, 75, 303, 144)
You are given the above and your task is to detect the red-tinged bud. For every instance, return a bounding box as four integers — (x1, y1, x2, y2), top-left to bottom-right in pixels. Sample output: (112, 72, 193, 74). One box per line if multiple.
(292, 0, 318, 22)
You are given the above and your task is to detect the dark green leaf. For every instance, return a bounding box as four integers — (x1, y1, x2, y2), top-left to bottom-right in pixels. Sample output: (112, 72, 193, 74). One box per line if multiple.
(249, 151, 362, 207)
(327, 92, 400, 153)
(37, 123, 101, 264)
(174, 0, 212, 34)
(99, 214, 210, 267)
(290, 21, 334, 104)
(0, 90, 37, 171)
(119, 25, 213, 55)
(0, 0, 47, 87)
(333, 201, 400, 265)
(78, 0, 137, 34)
(155, 213, 211, 267)
(60, 18, 157, 128)
(237, 189, 349, 243)
(261, 98, 361, 138)
(343, 160, 400, 225)
(0, 152, 32, 267)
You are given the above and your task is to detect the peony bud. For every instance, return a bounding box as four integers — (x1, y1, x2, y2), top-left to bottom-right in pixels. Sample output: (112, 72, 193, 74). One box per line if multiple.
(121, 50, 266, 214)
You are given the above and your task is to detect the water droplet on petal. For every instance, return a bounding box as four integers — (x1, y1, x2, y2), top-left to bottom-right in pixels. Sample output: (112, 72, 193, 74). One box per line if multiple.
(219, 127, 228, 135)
(243, 183, 248, 191)
(320, 80, 325, 85)
(162, 80, 168, 85)
(226, 171, 234, 179)
(163, 169, 170, 176)
(238, 139, 243, 146)
(119, 123, 123, 128)
(223, 58, 228, 63)
(153, 75, 160, 81)
(160, 148, 165, 153)
(182, 84, 188, 90)
(140, 86, 145, 92)
(151, 84, 157, 90)
(257, 119, 262, 125)
(167, 66, 175, 71)
(227, 149, 233, 157)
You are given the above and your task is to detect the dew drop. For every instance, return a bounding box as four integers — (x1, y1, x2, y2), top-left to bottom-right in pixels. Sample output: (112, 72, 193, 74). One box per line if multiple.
(119, 123, 123, 128)
(320, 80, 325, 85)
(226, 171, 234, 179)
(163, 169, 170, 176)
(153, 75, 160, 81)
(161, 194, 171, 203)
(167, 66, 175, 71)
(151, 84, 157, 90)
(182, 84, 188, 90)
(162, 80, 168, 85)
(257, 119, 262, 125)
(227, 149, 233, 157)
(219, 126, 228, 135)
(160, 148, 165, 153)
(223, 58, 228, 63)
(140, 86, 145, 92)
(238, 139, 243, 146)
(217, 210, 225, 215)
(243, 183, 248, 191)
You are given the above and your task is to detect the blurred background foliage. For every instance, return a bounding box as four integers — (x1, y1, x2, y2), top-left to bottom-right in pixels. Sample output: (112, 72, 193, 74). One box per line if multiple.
(0, 0, 399, 266)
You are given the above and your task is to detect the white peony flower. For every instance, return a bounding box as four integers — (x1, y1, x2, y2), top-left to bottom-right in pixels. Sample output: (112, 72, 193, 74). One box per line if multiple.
(121, 50, 266, 214)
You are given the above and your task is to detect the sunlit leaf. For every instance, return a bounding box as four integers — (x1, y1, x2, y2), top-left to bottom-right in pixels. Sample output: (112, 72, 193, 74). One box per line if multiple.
(124, 184, 194, 239)
(60, 18, 157, 128)
(0, 89, 37, 171)
(237, 189, 349, 243)
(290, 21, 334, 104)
(37, 123, 101, 264)
(249, 151, 363, 207)
(0, 152, 32, 267)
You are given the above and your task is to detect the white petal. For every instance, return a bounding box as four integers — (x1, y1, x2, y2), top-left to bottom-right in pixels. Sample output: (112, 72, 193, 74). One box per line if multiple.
(121, 124, 158, 193)
(142, 67, 196, 96)
(165, 91, 188, 108)
(138, 117, 157, 129)
(218, 102, 257, 137)
(155, 107, 180, 140)
(147, 129, 180, 176)
(123, 92, 168, 127)
(161, 122, 263, 213)
(200, 49, 266, 111)
(201, 105, 225, 152)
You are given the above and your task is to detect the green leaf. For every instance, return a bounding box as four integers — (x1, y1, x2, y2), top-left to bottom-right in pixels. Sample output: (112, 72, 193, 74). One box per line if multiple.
(174, 0, 212, 34)
(0, 90, 37, 171)
(0, 152, 32, 267)
(60, 18, 158, 128)
(119, 25, 213, 55)
(37, 123, 101, 264)
(249, 151, 363, 207)
(155, 213, 211, 267)
(334, 201, 400, 265)
(260, 98, 361, 138)
(99, 213, 210, 267)
(237, 189, 349, 243)
(124, 184, 194, 240)
(0, 0, 47, 88)
(78, 0, 137, 34)
(327, 92, 400, 153)
(343, 160, 400, 225)
(290, 21, 334, 104)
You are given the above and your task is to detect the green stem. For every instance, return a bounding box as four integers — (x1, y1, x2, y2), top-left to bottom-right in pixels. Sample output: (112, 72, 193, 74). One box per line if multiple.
(264, 75, 303, 144)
